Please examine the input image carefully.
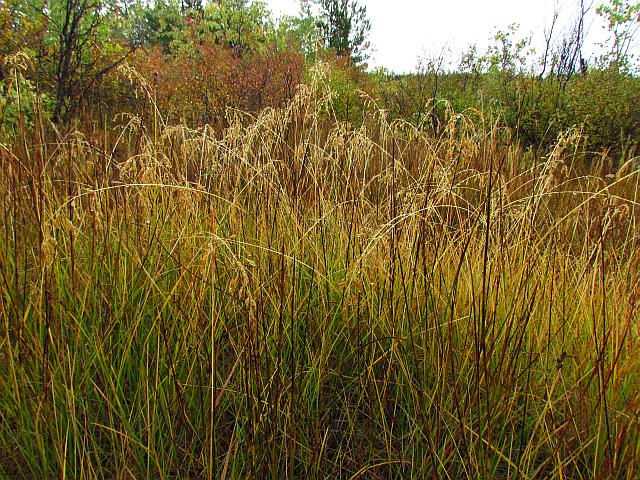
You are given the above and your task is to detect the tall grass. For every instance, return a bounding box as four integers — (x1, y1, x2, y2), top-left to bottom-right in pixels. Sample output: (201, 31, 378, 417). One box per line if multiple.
(0, 72, 639, 479)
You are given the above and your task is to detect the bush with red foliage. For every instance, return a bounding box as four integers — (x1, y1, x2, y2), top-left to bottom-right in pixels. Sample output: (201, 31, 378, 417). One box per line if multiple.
(133, 38, 303, 125)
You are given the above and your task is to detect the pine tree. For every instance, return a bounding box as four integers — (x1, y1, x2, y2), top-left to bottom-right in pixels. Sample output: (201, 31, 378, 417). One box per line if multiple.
(306, 0, 371, 64)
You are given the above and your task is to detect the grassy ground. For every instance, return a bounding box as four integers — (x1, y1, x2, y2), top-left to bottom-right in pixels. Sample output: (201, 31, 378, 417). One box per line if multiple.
(1, 82, 639, 478)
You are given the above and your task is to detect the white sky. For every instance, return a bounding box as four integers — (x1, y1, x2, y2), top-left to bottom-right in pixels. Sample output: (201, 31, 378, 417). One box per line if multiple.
(266, 0, 615, 72)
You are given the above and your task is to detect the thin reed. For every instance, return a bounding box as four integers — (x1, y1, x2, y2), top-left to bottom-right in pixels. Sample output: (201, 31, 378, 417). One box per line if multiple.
(0, 76, 639, 479)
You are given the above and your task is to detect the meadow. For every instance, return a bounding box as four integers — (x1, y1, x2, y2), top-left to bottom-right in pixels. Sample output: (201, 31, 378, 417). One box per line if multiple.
(1, 75, 639, 478)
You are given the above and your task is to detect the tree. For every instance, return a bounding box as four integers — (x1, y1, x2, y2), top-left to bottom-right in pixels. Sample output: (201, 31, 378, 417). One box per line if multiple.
(49, 0, 101, 122)
(0, 0, 49, 85)
(48, 0, 137, 123)
(205, 0, 275, 54)
(275, 12, 322, 60)
(538, 0, 591, 83)
(303, 0, 371, 64)
(180, 0, 203, 13)
(597, 0, 640, 72)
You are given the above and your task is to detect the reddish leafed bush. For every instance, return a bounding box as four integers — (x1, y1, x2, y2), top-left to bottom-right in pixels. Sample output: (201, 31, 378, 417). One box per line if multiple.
(133, 39, 303, 125)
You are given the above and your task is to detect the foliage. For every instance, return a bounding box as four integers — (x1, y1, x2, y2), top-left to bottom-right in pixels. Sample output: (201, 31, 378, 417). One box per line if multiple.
(374, 20, 640, 156)
(134, 0, 187, 51)
(303, 0, 371, 64)
(0, 0, 48, 60)
(275, 13, 323, 60)
(311, 54, 370, 124)
(0, 53, 51, 137)
(597, 0, 640, 72)
(0, 0, 639, 158)
(564, 68, 640, 155)
(2, 2, 640, 475)
(134, 37, 303, 124)
(203, 0, 276, 53)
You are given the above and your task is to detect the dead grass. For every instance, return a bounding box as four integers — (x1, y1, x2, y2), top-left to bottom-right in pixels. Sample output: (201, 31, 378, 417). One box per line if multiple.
(0, 68, 639, 479)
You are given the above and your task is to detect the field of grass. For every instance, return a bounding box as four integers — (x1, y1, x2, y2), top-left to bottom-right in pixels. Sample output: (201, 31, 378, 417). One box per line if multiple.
(1, 81, 639, 478)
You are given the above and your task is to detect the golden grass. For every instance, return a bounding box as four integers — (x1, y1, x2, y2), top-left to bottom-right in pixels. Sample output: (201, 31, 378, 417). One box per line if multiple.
(0, 74, 639, 478)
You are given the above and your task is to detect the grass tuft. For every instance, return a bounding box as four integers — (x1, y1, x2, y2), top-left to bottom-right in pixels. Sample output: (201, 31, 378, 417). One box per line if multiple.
(0, 82, 639, 478)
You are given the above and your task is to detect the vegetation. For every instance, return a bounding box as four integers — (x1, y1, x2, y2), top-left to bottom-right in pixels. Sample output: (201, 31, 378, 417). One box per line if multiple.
(0, 0, 639, 478)
(303, 0, 372, 64)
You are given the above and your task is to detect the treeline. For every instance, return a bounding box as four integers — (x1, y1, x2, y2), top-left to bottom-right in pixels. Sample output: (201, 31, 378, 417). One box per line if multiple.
(372, 18, 640, 156)
(0, 0, 312, 125)
(1, 0, 639, 156)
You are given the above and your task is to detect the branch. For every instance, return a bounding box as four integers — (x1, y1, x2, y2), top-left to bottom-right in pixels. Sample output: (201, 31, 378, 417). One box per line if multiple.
(83, 45, 138, 94)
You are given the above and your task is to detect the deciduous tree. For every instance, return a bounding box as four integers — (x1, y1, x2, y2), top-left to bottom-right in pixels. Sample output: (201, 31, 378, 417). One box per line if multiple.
(597, 0, 640, 71)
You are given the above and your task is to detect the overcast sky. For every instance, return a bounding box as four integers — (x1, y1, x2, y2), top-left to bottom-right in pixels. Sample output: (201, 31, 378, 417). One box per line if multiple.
(266, 0, 615, 72)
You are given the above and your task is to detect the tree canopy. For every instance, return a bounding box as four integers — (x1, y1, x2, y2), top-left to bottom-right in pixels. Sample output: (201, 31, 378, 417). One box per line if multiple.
(301, 0, 371, 64)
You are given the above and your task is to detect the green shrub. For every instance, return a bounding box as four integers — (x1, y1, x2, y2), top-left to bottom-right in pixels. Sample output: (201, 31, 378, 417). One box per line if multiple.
(564, 68, 640, 156)
(0, 53, 51, 138)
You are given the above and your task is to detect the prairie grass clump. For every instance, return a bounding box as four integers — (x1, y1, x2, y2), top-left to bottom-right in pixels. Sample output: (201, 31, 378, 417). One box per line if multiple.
(0, 79, 639, 479)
